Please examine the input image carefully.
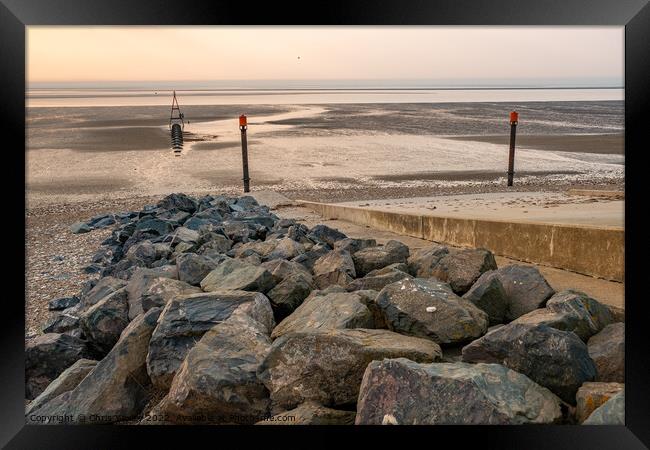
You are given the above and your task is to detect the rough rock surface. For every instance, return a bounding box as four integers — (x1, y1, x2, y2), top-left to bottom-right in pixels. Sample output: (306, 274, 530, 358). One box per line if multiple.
(582, 391, 624, 425)
(491, 265, 555, 321)
(266, 272, 315, 321)
(375, 278, 488, 344)
(513, 290, 614, 341)
(352, 240, 410, 277)
(588, 323, 624, 383)
(79, 288, 130, 356)
(26, 359, 97, 416)
(257, 401, 356, 425)
(27, 308, 161, 423)
(147, 290, 274, 389)
(200, 259, 275, 293)
(271, 291, 374, 339)
(176, 253, 219, 286)
(462, 272, 508, 325)
(258, 328, 442, 411)
(356, 359, 563, 425)
(25, 332, 92, 401)
(158, 314, 272, 424)
(576, 382, 624, 423)
(81, 276, 127, 309)
(312, 249, 356, 289)
(346, 264, 413, 292)
(462, 323, 596, 404)
(429, 248, 497, 294)
(407, 244, 450, 277)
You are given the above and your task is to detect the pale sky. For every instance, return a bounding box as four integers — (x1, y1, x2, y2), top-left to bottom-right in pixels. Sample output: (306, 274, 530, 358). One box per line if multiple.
(27, 27, 623, 86)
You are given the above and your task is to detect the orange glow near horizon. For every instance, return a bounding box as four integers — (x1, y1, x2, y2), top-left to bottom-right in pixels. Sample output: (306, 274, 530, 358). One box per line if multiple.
(27, 26, 623, 85)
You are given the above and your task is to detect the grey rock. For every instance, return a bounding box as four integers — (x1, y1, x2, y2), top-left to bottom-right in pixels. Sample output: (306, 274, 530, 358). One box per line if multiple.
(463, 271, 508, 325)
(513, 290, 614, 341)
(79, 288, 130, 356)
(125, 240, 158, 266)
(375, 278, 488, 344)
(588, 323, 624, 383)
(27, 308, 162, 423)
(135, 217, 174, 236)
(266, 272, 315, 321)
(493, 265, 555, 321)
(429, 248, 498, 295)
(170, 226, 200, 246)
(352, 240, 410, 277)
(147, 290, 274, 389)
(407, 244, 450, 277)
(81, 277, 127, 309)
(176, 253, 219, 286)
(576, 382, 624, 423)
(291, 244, 330, 271)
(462, 323, 596, 404)
(200, 259, 275, 293)
(26, 359, 97, 416)
(25, 333, 91, 400)
(582, 391, 624, 425)
(48, 296, 80, 311)
(197, 234, 232, 255)
(266, 237, 305, 261)
(261, 259, 311, 283)
(70, 222, 92, 234)
(157, 314, 272, 424)
(258, 328, 442, 411)
(356, 359, 563, 425)
(157, 193, 198, 213)
(271, 291, 374, 339)
(257, 402, 356, 425)
(312, 249, 356, 289)
(307, 224, 347, 247)
(346, 264, 413, 292)
(333, 238, 377, 255)
(42, 313, 80, 334)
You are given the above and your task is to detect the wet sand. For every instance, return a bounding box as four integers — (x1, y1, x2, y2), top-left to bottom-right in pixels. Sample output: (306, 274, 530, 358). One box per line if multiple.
(448, 134, 624, 155)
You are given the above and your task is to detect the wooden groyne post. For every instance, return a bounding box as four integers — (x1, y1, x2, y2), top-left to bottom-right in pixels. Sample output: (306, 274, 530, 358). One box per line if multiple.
(239, 114, 251, 193)
(507, 111, 518, 186)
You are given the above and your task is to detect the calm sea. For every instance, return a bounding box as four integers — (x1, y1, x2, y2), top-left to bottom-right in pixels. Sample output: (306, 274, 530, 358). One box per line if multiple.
(27, 87, 624, 107)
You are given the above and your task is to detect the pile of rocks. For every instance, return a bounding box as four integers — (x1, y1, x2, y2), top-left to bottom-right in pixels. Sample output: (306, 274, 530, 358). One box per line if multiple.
(26, 193, 624, 425)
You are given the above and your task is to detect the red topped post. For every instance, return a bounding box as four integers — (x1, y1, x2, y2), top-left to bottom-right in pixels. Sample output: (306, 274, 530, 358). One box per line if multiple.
(507, 111, 519, 187)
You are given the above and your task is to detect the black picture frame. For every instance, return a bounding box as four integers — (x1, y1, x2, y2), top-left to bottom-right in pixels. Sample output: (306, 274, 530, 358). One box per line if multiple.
(2, 0, 648, 447)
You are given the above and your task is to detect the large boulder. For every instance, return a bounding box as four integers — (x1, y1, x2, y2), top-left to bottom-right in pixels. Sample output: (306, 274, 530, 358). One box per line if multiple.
(588, 323, 624, 383)
(80, 276, 127, 309)
(333, 238, 377, 255)
(157, 193, 198, 213)
(42, 312, 80, 335)
(352, 240, 409, 277)
(266, 237, 305, 261)
(126, 268, 196, 319)
(407, 244, 450, 277)
(312, 249, 356, 289)
(79, 288, 130, 356)
(355, 359, 563, 425)
(375, 278, 488, 345)
(25, 333, 92, 400)
(491, 265, 555, 321)
(462, 323, 597, 404)
(257, 402, 356, 425)
(261, 259, 311, 283)
(576, 382, 624, 423)
(429, 248, 497, 295)
(176, 253, 219, 286)
(307, 224, 347, 247)
(200, 259, 275, 293)
(512, 290, 614, 342)
(346, 264, 413, 292)
(26, 359, 97, 416)
(266, 272, 315, 321)
(462, 272, 508, 325)
(48, 296, 80, 311)
(147, 290, 274, 389)
(582, 391, 624, 425)
(197, 234, 232, 255)
(271, 291, 375, 339)
(157, 314, 272, 424)
(291, 244, 330, 271)
(26, 309, 161, 423)
(258, 328, 442, 411)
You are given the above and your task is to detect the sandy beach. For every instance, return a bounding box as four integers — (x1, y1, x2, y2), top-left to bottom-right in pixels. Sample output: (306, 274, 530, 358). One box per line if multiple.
(25, 99, 624, 335)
